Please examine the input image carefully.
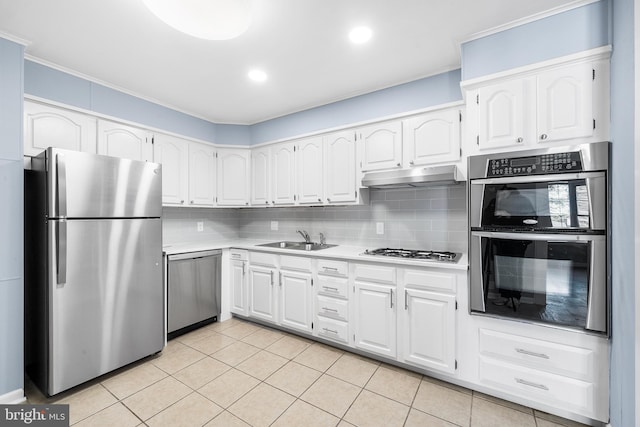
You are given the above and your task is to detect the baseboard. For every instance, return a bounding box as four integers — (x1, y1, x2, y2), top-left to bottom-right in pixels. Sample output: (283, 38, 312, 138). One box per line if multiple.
(0, 388, 26, 404)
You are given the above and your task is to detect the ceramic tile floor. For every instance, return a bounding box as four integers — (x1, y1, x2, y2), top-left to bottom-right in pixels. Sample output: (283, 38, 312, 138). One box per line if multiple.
(25, 318, 589, 427)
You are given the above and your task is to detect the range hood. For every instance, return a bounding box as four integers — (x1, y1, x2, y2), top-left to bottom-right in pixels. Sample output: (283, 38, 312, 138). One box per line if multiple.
(361, 165, 462, 189)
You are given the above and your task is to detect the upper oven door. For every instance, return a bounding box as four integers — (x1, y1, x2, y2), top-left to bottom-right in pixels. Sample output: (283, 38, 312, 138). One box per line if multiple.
(469, 172, 606, 231)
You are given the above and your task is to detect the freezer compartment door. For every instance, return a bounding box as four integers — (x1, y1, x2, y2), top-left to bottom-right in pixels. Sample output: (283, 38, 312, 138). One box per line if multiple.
(44, 148, 162, 218)
(48, 218, 164, 395)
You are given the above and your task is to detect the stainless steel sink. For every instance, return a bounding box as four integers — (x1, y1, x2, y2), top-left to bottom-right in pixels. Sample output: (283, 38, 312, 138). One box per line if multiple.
(257, 241, 337, 251)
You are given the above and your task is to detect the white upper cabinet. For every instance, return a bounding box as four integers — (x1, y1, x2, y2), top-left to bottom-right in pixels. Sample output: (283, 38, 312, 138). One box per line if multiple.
(296, 136, 324, 205)
(477, 79, 532, 150)
(217, 148, 250, 206)
(403, 108, 462, 166)
(537, 63, 594, 143)
(97, 119, 153, 162)
(250, 147, 270, 207)
(153, 134, 189, 206)
(271, 141, 296, 205)
(358, 121, 402, 172)
(324, 130, 357, 204)
(188, 142, 217, 207)
(24, 101, 97, 156)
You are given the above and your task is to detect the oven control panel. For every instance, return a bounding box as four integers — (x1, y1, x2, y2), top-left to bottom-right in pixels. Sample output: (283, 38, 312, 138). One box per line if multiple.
(487, 151, 583, 177)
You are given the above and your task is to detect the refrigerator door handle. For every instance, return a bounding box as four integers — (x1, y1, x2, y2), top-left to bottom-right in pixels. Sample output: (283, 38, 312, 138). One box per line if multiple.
(57, 153, 67, 218)
(57, 220, 67, 285)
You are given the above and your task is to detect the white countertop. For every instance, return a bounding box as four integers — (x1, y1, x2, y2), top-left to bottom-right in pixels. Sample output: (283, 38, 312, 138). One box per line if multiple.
(163, 239, 468, 270)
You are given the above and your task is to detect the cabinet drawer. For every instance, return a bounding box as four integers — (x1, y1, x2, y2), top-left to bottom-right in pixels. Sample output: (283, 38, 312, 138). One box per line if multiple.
(479, 356, 595, 417)
(317, 259, 348, 277)
(317, 295, 348, 321)
(317, 275, 349, 299)
(280, 255, 312, 272)
(404, 269, 456, 293)
(230, 249, 248, 261)
(354, 264, 396, 284)
(479, 329, 595, 381)
(249, 251, 278, 267)
(316, 317, 349, 344)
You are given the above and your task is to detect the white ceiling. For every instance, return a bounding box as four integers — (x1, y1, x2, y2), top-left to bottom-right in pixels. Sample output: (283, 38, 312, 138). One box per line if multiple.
(0, 0, 576, 125)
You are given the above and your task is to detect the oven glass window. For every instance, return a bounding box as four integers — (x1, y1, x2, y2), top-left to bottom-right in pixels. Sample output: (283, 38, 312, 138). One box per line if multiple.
(482, 180, 590, 229)
(480, 237, 590, 329)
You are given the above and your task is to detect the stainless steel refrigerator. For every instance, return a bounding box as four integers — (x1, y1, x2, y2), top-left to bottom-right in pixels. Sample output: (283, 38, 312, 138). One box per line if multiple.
(25, 148, 165, 396)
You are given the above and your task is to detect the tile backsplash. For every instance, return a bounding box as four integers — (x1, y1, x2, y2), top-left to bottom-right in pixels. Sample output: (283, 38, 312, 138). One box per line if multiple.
(163, 184, 468, 252)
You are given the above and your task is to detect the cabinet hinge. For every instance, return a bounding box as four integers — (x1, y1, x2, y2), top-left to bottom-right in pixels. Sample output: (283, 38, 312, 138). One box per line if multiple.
(294, 145, 296, 152)
(360, 161, 362, 168)
(476, 94, 479, 104)
(311, 278, 314, 286)
(311, 322, 314, 330)
(215, 152, 218, 158)
(593, 69, 596, 80)
(294, 194, 297, 201)
(455, 360, 458, 370)
(151, 137, 154, 145)
(459, 111, 462, 122)
(455, 301, 458, 310)
(355, 190, 358, 198)
(215, 197, 218, 203)
(476, 135, 479, 145)
(593, 119, 596, 130)
(459, 148, 462, 157)
(353, 334, 356, 341)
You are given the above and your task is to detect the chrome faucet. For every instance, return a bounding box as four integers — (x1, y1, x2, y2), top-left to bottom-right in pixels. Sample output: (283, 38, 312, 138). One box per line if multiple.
(297, 229, 311, 243)
(319, 232, 326, 246)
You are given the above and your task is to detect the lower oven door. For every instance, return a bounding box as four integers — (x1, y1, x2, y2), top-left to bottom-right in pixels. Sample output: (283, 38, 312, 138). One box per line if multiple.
(470, 231, 607, 334)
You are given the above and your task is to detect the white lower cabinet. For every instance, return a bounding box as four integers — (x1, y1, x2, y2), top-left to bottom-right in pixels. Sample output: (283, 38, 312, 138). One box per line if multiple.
(248, 264, 277, 323)
(229, 250, 248, 316)
(353, 264, 397, 358)
(401, 288, 456, 374)
(279, 269, 312, 333)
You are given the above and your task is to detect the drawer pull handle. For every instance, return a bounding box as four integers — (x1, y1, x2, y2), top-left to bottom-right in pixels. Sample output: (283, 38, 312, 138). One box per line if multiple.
(322, 328, 339, 334)
(322, 307, 338, 313)
(323, 266, 339, 272)
(515, 378, 549, 391)
(516, 348, 550, 359)
(323, 286, 339, 292)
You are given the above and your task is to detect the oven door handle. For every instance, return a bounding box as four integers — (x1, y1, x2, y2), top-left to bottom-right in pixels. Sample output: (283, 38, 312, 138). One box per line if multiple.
(469, 171, 605, 185)
(471, 231, 605, 242)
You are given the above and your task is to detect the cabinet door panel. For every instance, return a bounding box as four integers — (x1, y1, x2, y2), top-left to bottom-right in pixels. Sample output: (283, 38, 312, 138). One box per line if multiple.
(402, 289, 455, 374)
(251, 148, 270, 206)
(537, 64, 593, 143)
(188, 143, 216, 207)
(154, 134, 188, 206)
(354, 281, 396, 358)
(97, 120, 152, 161)
(230, 260, 247, 315)
(217, 149, 250, 206)
(324, 131, 356, 203)
(279, 271, 311, 333)
(25, 102, 97, 156)
(403, 110, 460, 166)
(478, 80, 530, 150)
(272, 142, 296, 205)
(248, 266, 276, 323)
(297, 136, 324, 204)
(360, 122, 402, 171)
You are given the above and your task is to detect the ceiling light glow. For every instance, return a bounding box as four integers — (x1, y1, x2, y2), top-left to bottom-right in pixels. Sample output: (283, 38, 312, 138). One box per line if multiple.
(349, 26, 372, 44)
(248, 69, 267, 82)
(142, 0, 253, 41)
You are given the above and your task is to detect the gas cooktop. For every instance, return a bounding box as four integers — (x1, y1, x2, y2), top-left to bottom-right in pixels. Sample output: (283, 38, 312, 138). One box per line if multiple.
(362, 248, 461, 263)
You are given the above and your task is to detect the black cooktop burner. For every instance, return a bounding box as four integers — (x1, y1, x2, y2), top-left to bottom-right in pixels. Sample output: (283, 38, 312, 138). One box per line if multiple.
(363, 248, 461, 263)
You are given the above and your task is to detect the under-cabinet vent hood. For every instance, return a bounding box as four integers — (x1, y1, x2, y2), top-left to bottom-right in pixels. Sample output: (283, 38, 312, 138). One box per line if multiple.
(361, 165, 462, 189)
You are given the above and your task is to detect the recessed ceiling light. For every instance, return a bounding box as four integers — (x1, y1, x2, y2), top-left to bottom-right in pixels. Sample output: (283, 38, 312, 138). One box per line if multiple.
(142, 0, 253, 41)
(349, 26, 373, 44)
(248, 69, 267, 82)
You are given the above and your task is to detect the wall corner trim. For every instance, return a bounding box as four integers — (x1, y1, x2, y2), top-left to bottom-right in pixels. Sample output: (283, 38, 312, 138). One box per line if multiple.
(0, 389, 26, 404)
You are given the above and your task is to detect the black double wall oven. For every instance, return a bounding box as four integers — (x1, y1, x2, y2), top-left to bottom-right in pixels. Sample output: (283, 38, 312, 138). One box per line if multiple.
(468, 142, 609, 334)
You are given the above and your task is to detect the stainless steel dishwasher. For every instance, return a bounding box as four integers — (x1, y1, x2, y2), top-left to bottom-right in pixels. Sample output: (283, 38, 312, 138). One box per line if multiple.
(167, 250, 222, 338)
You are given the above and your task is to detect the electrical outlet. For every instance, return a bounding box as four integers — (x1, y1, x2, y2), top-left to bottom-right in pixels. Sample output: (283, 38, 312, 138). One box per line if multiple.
(376, 222, 384, 235)
(197, 221, 204, 232)
(271, 221, 279, 231)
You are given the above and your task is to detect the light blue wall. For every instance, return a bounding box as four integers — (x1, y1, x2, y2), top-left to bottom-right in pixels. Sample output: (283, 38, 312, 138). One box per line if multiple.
(461, 0, 611, 80)
(609, 0, 635, 424)
(250, 69, 462, 145)
(24, 60, 222, 144)
(0, 37, 24, 399)
(217, 123, 251, 146)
